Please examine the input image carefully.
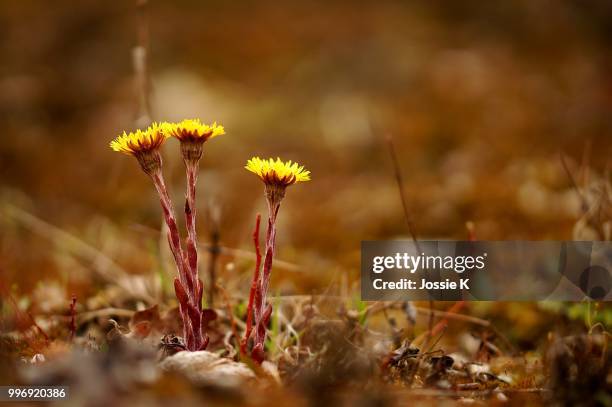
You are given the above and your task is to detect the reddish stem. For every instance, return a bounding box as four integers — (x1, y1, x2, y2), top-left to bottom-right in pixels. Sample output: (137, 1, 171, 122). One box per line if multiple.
(151, 171, 189, 294)
(249, 200, 281, 363)
(430, 222, 477, 337)
(241, 213, 262, 355)
(69, 295, 77, 342)
(150, 170, 207, 350)
(185, 163, 199, 281)
(184, 162, 205, 350)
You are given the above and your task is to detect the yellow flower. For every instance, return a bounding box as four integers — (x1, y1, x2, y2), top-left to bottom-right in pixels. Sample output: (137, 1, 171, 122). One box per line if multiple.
(110, 123, 168, 175)
(109, 123, 168, 155)
(163, 119, 225, 143)
(245, 157, 311, 187)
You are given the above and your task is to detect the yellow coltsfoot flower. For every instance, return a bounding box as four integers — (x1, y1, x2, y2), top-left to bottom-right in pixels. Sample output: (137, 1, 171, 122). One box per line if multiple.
(245, 157, 310, 187)
(164, 119, 225, 142)
(163, 119, 225, 163)
(110, 123, 169, 175)
(245, 157, 310, 207)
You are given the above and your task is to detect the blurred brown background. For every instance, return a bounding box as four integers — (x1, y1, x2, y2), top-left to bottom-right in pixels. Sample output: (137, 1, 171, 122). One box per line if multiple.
(1, 0, 611, 295)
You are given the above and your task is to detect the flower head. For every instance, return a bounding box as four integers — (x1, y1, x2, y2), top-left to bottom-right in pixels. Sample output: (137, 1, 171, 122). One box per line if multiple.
(163, 119, 225, 142)
(163, 119, 225, 163)
(110, 122, 168, 155)
(245, 157, 310, 187)
(110, 123, 168, 175)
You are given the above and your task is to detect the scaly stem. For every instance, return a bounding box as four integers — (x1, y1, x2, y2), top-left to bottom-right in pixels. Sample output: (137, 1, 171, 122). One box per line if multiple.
(250, 199, 281, 363)
(149, 170, 195, 347)
(241, 214, 262, 356)
(150, 171, 191, 295)
(259, 200, 280, 308)
(184, 162, 205, 350)
(185, 163, 199, 271)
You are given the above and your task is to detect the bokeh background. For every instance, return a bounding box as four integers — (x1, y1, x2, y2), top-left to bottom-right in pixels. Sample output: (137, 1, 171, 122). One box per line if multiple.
(1, 0, 611, 299)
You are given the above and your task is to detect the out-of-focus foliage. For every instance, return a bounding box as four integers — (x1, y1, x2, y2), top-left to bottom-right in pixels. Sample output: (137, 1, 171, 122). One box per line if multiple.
(1, 0, 611, 291)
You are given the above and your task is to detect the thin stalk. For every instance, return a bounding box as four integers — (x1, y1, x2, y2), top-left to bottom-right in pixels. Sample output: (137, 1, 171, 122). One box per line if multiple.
(150, 171, 190, 294)
(69, 295, 77, 342)
(133, 0, 151, 127)
(150, 170, 201, 349)
(385, 134, 433, 344)
(251, 201, 280, 362)
(185, 163, 199, 275)
(241, 214, 262, 355)
(184, 162, 204, 349)
(385, 134, 421, 248)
